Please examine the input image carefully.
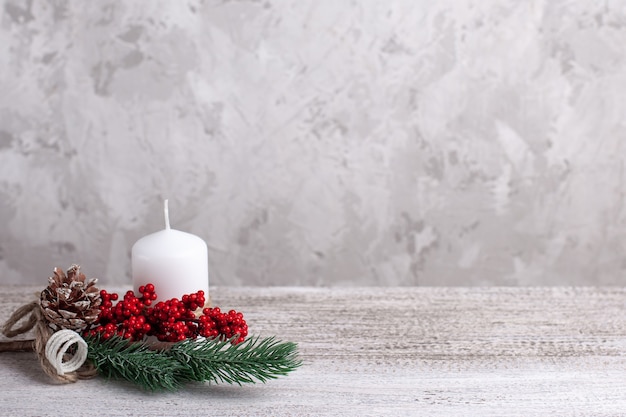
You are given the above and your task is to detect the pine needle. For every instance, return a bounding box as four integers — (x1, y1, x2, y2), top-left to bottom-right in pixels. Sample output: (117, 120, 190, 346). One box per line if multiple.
(169, 336, 302, 385)
(86, 335, 183, 391)
(85, 335, 301, 391)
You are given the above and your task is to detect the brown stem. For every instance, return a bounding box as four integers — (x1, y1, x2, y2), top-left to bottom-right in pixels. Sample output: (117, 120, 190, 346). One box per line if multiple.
(0, 340, 35, 352)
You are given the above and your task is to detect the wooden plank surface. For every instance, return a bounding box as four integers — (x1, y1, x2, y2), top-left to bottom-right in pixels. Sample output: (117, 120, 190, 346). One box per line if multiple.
(0, 286, 626, 416)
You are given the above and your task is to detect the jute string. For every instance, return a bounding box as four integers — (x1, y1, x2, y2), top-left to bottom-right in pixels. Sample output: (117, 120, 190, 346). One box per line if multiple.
(0, 301, 97, 383)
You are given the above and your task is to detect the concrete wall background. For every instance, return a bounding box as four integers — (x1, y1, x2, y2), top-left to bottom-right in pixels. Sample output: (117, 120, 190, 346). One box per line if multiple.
(1, 0, 625, 287)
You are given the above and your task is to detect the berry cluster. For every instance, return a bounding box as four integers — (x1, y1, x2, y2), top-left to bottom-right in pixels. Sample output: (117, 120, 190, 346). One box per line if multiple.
(84, 284, 247, 344)
(88, 285, 154, 340)
(145, 292, 206, 342)
(198, 307, 248, 344)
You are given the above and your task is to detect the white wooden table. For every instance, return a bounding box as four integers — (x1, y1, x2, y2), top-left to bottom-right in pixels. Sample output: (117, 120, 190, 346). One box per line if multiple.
(1, 286, 626, 416)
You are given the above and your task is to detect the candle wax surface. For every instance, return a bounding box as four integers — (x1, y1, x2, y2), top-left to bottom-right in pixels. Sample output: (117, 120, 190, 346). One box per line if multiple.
(131, 228, 209, 303)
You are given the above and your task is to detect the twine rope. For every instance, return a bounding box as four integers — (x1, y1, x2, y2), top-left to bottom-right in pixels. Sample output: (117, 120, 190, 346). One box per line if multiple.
(45, 329, 88, 375)
(1, 301, 96, 383)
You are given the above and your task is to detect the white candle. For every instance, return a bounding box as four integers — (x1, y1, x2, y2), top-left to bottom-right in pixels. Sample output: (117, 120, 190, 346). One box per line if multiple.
(132, 200, 209, 303)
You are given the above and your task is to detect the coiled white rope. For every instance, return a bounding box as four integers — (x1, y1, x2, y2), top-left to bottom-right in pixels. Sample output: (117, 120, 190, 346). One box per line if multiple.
(44, 329, 88, 375)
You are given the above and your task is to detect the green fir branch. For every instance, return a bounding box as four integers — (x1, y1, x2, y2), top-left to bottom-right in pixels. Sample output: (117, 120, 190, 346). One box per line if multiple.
(85, 335, 183, 391)
(84, 335, 301, 391)
(169, 336, 302, 385)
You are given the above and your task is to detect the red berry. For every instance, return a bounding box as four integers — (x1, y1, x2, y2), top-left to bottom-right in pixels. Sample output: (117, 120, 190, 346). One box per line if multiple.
(85, 284, 247, 344)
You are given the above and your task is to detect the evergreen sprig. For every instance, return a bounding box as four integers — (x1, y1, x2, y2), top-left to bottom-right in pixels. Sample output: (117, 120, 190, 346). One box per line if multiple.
(85, 335, 301, 391)
(85, 335, 184, 391)
(169, 336, 301, 385)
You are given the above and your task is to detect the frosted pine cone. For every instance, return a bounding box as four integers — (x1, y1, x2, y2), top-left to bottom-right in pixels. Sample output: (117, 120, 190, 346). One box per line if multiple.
(40, 265, 101, 332)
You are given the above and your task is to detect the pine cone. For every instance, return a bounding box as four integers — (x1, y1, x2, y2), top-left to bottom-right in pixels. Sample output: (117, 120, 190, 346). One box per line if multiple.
(40, 265, 101, 332)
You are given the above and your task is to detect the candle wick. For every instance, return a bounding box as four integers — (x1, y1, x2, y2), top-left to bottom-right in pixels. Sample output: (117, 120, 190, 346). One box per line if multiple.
(164, 199, 171, 230)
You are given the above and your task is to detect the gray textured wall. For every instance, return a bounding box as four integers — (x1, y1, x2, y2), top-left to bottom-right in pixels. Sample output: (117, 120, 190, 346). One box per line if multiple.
(1, 0, 625, 286)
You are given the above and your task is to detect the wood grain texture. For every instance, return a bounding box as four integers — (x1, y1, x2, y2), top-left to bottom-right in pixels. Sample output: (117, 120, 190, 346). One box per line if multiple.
(1, 286, 626, 416)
